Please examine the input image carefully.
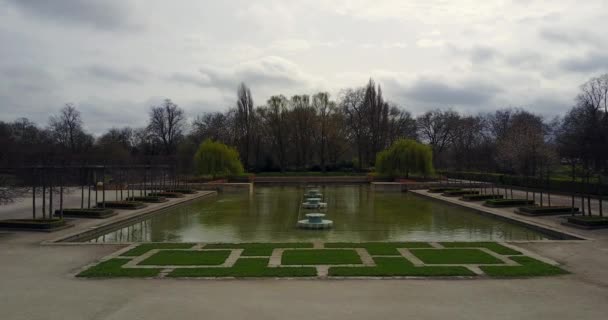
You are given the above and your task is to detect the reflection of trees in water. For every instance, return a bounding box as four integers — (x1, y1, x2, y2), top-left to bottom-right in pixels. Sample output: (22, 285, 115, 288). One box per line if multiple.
(90, 186, 548, 243)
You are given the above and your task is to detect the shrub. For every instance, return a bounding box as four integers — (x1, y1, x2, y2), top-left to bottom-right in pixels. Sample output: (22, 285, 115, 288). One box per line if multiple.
(125, 196, 168, 203)
(566, 216, 608, 227)
(54, 208, 116, 218)
(484, 199, 534, 207)
(376, 139, 434, 178)
(461, 194, 504, 201)
(148, 192, 184, 198)
(97, 201, 145, 210)
(517, 206, 578, 215)
(442, 190, 479, 196)
(194, 139, 244, 178)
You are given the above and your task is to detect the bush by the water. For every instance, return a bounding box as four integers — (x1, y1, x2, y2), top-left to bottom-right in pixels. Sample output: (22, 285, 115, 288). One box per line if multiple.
(485, 199, 534, 207)
(194, 139, 244, 178)
(376, 139, 434, 178)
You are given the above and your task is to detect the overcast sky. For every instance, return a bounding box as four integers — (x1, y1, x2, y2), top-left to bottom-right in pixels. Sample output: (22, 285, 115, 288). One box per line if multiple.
(1, 0, 607, 134)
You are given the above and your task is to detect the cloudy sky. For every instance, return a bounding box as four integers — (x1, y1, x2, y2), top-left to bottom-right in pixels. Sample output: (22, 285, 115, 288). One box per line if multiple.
(1, 0, 607, 134)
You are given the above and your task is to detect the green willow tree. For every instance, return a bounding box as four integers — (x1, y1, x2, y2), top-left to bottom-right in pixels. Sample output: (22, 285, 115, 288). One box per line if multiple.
(376, 139, 434, 178)
(194, 139, 244, 178)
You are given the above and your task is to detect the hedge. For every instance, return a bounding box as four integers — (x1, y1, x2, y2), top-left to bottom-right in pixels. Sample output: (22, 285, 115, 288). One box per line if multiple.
(125, 196, 168, 203)
(566, 216, 608, 227)
(148, 192, 184, 198)
(461, 194, 504, 201)
(517, 206, 579, 215)
(54, 208, 116, 218)
(485, 199, 534, 207)
(428, 187, 461, 193)
(97, 201, 145, 210)
(442, 190, 479, 197)
(442, 171, 608, 195)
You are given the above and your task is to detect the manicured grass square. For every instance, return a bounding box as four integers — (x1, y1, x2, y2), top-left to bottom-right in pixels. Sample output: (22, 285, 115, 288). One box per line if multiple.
(329, 257, 475, 277)
(411, 249, 503, 264)
(439, 242, 521, 255)
(122, 243, 196, 256)
(168, 258, 317, 278)
(77, 258, 161, 278)
(325, 242, 432, 255)
(138, 250, 231, 266)
(282, 249, 362, 265)
(204, 242, 313, 256)
(481, 256, 569, 277)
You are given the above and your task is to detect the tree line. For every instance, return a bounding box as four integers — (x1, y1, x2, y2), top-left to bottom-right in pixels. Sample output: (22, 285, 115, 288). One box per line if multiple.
(1, 75, 607, 180)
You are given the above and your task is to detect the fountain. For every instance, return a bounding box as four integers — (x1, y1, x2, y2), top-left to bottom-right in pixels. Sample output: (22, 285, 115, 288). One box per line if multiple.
(297, 213, 333, 229)
(302, 197, 327, 209)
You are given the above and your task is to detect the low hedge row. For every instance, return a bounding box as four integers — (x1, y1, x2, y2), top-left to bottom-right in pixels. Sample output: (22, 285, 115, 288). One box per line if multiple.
(566, 216, 608, 227)
(164, 189, 196, 194)
(517, 206, 579, 215)
(148, 192, 184, 198)
(442, 171, 608, 195)
(442, 190, 479, 196)
(97, 201, 145, 210)
(0, 218, 66, 230)
(54, 208, 116, 218)
(461, 194, 504, 201)
(428, 187, 461, 193)
(485, 199, 534, 207)
(126, 196, 168, 203)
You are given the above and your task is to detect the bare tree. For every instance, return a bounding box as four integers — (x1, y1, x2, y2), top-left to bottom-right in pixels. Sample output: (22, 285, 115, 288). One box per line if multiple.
(234, 83, 256, 169)
(148, 99, 185, 155)
(417, 109, 460, 167)
(259, 95, 290, 171)
(340, 87, 366, 169)
(290, 94, 316, 169)
(312, 92, 335, 172)
(48, 103, 87, 153)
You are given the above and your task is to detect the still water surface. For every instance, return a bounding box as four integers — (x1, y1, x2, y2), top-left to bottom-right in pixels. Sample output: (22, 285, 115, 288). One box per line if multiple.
(90, 185, 550, 242)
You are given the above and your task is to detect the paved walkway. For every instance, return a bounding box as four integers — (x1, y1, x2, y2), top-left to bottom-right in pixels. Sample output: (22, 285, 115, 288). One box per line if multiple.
(0, 189, 607, 319)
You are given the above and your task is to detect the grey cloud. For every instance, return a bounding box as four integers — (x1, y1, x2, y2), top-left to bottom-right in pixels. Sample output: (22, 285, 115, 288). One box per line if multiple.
(5, 0, 133, 30)
(470, 46, 498, 64)
(402, 78, 501, 106)
(171, 56, 314, 91)
(559, 52, 608, 73)
(74, 64, 147, 83)
(539, 28, 598, 46)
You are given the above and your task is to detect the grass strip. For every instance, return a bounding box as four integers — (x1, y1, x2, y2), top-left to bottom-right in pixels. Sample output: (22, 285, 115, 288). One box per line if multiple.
(77, 258, 161, 278)
(139, 250, 230, 266)
(439, 242, 521, 255)
(282, 249, 361, 265)
(122, 243, 196, 256)
(411, 248, 503, 264)
(481, 256, 568, 277)
(204, 242, 313, 256)
(324, 242, 431, 255)
(168, 258, 317, 277)
(329, 257, 475, 277)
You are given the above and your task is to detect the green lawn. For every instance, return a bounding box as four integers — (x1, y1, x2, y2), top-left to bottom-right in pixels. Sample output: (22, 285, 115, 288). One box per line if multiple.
(122, 243, 196, 256)
(77, 242, 568, 279)
(138, 250, 231, 266)
(282, 249, 362, 265)
(439, 242, 522, 255)
(329, 257, 475, 277)
(481, 256, 569, 277)
(168, 258, 317, 278)
(204, 242, 313, 256)
(411, 249, 503, 264)
(77, 259, 161, 278)
(325, 242, 432, 255)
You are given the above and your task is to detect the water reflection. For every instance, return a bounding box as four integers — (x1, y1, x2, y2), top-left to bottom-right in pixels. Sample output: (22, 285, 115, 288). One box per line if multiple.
(89, 185, 550, 243)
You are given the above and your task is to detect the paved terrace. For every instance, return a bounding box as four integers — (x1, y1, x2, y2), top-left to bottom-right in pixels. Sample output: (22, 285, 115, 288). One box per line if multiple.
(0, 187, 607, 319)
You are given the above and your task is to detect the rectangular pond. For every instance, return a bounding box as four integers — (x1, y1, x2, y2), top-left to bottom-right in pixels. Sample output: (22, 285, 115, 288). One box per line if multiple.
(87, 185, 552, 243)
